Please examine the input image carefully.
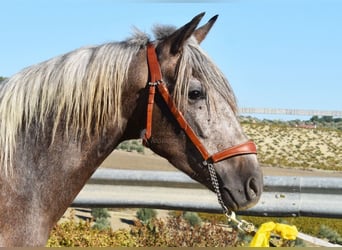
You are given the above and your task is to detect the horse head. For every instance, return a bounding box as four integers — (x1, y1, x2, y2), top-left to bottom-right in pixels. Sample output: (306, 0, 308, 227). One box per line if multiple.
(130, 13, 263, 212)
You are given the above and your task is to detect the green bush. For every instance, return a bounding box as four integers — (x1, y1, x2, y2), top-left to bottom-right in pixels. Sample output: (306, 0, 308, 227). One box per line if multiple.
(319, 225, 342, 244)
(92, 217, 111, 231)
(136, 145, 144, 153)
(91, 208, 111, 230)
(183, 211, 202, 227)
(91, 208, 110, 220)
(117, 140, 144, 154)
(136, 208, 157, 224)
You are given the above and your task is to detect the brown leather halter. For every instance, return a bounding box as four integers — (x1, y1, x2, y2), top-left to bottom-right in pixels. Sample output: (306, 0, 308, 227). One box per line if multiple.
(143, 43, 257, 165)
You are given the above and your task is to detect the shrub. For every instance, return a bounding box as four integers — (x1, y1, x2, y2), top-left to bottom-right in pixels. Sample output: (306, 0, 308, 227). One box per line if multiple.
(136, 145, 144, 153)
(117, 141, 130, 151)
(91, 208, 110, 220)
(183, 211, 202, 227)
(136, 208, 157, 224)
(92, 217, 111, 230)
(91, 208, 111, 230)
(117, 140, 144, 154)
(319, 225, 342, 244)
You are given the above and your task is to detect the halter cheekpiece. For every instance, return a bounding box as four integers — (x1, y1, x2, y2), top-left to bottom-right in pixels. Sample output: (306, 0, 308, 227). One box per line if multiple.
(143, 43, 257, 165)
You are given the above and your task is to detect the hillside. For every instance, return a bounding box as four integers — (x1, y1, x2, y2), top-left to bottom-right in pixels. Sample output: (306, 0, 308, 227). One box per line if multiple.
(110, 120, 342, 171)
(109, 121, 341, 172)
(242, 123, 341, 171)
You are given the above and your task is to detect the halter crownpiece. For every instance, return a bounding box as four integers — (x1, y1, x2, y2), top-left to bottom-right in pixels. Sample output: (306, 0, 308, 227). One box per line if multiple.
(143, 43, 257, 164)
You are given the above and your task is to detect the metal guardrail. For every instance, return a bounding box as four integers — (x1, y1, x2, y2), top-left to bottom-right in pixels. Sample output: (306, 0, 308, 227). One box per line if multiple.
(72, 169, 342, 218)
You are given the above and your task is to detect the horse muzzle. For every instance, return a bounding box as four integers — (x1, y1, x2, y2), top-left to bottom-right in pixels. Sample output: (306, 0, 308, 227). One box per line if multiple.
(217, 155, 263, 211)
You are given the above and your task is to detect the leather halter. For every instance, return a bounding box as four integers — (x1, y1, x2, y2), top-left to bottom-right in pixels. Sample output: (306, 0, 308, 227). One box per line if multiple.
(143, 43, 257, 165)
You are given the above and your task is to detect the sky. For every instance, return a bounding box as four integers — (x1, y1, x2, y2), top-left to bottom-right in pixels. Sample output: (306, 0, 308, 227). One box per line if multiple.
(1, 0, 341, 120)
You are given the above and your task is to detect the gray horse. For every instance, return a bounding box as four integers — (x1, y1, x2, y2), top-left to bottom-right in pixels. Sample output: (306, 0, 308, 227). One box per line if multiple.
(0, 13, 263, 246)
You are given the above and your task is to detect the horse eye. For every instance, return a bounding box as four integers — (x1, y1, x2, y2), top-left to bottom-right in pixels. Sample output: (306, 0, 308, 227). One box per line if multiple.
(188, 90, 203, 100)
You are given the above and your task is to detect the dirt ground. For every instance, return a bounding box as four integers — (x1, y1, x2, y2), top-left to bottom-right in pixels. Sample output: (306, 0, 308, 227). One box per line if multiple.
(101, 150, 342, 177)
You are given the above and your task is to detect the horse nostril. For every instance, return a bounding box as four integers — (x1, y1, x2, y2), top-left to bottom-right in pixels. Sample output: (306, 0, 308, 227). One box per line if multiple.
(246, 178, 259, 200)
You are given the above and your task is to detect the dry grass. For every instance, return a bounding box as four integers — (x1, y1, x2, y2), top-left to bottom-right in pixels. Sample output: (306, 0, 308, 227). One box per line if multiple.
(242, 123, 342, 171)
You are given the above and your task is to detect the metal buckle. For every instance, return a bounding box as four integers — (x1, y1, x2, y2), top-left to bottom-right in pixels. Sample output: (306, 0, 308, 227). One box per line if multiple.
(148, 80, 161, 86)
(225, 211, 256, 234)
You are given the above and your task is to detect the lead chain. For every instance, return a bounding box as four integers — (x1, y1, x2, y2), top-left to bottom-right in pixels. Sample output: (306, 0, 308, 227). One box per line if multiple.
(207, 163, 230, 215)
(207, 162, 256, 235)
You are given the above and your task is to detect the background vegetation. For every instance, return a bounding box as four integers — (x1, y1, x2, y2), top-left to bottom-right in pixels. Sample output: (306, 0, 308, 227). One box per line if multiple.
(0, 76, 6, 83)
(241, 120, 341, 171)
(47, 208, 342, 247)
(47, 209, 238, 247)
(241, 115, 342, 130)
(117, 140, 144, 154)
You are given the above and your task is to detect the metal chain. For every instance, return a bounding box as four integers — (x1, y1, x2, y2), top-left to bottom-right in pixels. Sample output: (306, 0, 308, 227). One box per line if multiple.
(207, 162, 256, 234)
(207, 162, 230, 214)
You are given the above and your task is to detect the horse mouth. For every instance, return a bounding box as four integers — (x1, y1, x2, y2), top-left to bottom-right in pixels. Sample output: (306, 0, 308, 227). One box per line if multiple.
(221, 179, 261, 211)
(221, 187, 239, 211)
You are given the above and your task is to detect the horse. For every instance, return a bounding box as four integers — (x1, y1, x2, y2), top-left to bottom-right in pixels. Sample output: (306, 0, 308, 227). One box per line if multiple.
(0, 13, 263, 246)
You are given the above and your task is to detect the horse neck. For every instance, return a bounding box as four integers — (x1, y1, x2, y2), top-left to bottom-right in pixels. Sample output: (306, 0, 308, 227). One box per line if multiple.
(39, 46, 150, 222)
(119, 48, 150, 140)
(0, 47, 149, 246)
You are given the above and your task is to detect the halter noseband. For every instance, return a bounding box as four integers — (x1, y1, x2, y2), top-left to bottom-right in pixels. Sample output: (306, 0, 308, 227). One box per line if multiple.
(143, 43, 257, 165)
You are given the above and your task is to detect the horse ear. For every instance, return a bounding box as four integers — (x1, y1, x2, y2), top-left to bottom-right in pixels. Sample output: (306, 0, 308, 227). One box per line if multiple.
(193, 15, 218, 44)
(168, 12, 205, 55)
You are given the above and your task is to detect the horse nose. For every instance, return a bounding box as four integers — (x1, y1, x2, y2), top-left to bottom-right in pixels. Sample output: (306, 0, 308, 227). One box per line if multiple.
(246, 177, 262, 202)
